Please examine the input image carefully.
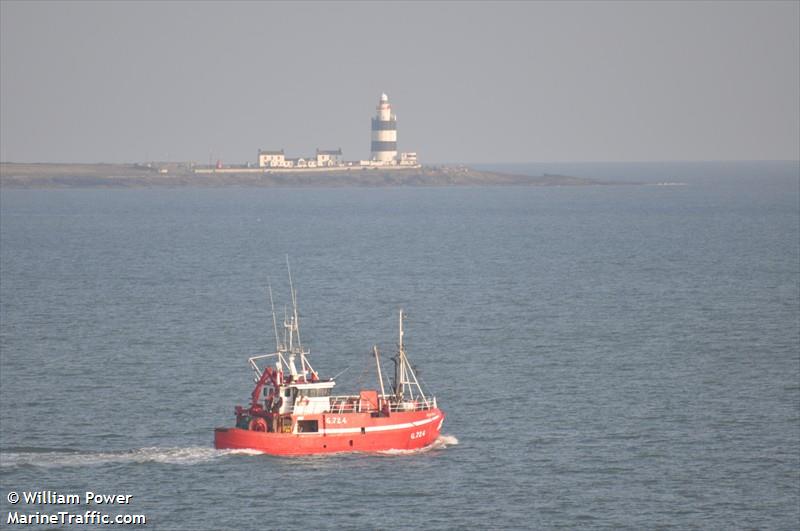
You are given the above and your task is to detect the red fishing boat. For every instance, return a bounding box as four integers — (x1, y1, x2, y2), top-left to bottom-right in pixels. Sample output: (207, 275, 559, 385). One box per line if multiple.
(214, 272, 445, 455)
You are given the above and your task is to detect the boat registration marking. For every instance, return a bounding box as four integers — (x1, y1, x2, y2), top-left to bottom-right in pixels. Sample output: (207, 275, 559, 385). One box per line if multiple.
(322, 414, 439, 435)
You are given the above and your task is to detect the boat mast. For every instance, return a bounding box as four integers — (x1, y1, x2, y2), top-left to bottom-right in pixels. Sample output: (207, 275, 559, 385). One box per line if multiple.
(286, 256, 302, 352)
(373, 345, 387, 398)
(393, 309, 430, 406)
(399, 309, 404, 354)
(283, 257, 316, 380)
(394, 310, 402, 398)
(268, 280, 280, 352)
(395, 309, 411, 399)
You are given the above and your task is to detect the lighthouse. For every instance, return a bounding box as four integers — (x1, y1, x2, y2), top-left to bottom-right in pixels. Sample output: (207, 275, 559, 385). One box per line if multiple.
(371, 93, 398, 163)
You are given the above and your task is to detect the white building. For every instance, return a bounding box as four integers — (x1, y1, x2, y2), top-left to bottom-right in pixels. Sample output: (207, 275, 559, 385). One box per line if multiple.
(258, 149, 287, 168)
(399, 152, 418, 166)
(289, 157, 315, 168)
(316, 148, 343, 167)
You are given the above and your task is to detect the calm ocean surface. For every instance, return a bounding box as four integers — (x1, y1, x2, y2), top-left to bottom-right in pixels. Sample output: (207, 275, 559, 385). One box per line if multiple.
(1, 161, 798, 529)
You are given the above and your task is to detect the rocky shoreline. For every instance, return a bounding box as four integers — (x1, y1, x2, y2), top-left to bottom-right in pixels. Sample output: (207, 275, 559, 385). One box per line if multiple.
(0, 162, 618, 189)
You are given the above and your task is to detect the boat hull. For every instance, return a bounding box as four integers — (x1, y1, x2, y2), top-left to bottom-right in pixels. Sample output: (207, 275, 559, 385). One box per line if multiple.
(214, 409, 445, 455)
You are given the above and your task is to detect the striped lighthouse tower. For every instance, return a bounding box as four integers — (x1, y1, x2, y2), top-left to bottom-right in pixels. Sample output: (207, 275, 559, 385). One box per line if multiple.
(371, 93, 398, 163)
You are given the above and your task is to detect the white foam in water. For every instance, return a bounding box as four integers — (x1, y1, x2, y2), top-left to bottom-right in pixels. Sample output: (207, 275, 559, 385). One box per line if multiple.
(225, 448, 266, 456)
(436, 434, 459, 447)
(378, 434, 459, 456)
(0, 447, 235, 468)
(0, 436, 458, 466)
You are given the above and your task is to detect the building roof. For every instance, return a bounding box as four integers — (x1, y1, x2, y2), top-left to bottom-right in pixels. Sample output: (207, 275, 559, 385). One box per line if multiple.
(316, 148, 342, 155)
(259, 149, 284, 155)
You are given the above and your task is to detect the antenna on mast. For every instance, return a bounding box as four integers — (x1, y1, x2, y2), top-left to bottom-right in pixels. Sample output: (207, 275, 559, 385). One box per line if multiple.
(286, 255, 302, 351)
(283, 255, 314, 379)
(268, 279, 280, 352)
(399, 308, 404, 353)
(283, 306, 289, 352)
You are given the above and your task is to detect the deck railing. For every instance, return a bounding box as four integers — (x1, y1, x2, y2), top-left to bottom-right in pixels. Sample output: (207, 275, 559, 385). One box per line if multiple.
(324, 395, 437, 414)
(267, 395, 438, 415)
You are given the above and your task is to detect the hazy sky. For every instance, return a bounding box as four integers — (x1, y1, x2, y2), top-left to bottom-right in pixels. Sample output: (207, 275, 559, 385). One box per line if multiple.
(1, 1, 798, 164)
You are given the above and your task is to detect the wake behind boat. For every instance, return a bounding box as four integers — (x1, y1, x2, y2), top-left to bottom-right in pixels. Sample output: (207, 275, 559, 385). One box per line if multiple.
(214, 270, 445, 456)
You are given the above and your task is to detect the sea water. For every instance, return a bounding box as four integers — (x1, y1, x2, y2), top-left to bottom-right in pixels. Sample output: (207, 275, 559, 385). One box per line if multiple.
(1, 161, 798, 529)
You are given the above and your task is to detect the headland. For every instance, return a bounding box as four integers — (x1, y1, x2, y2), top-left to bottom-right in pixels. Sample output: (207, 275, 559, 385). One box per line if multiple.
(0, 162, 619, 189)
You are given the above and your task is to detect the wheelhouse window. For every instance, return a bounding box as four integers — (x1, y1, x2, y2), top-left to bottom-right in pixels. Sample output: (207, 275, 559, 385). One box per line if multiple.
(297, 387, 332, 398)
(297, 420, 319, 433)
